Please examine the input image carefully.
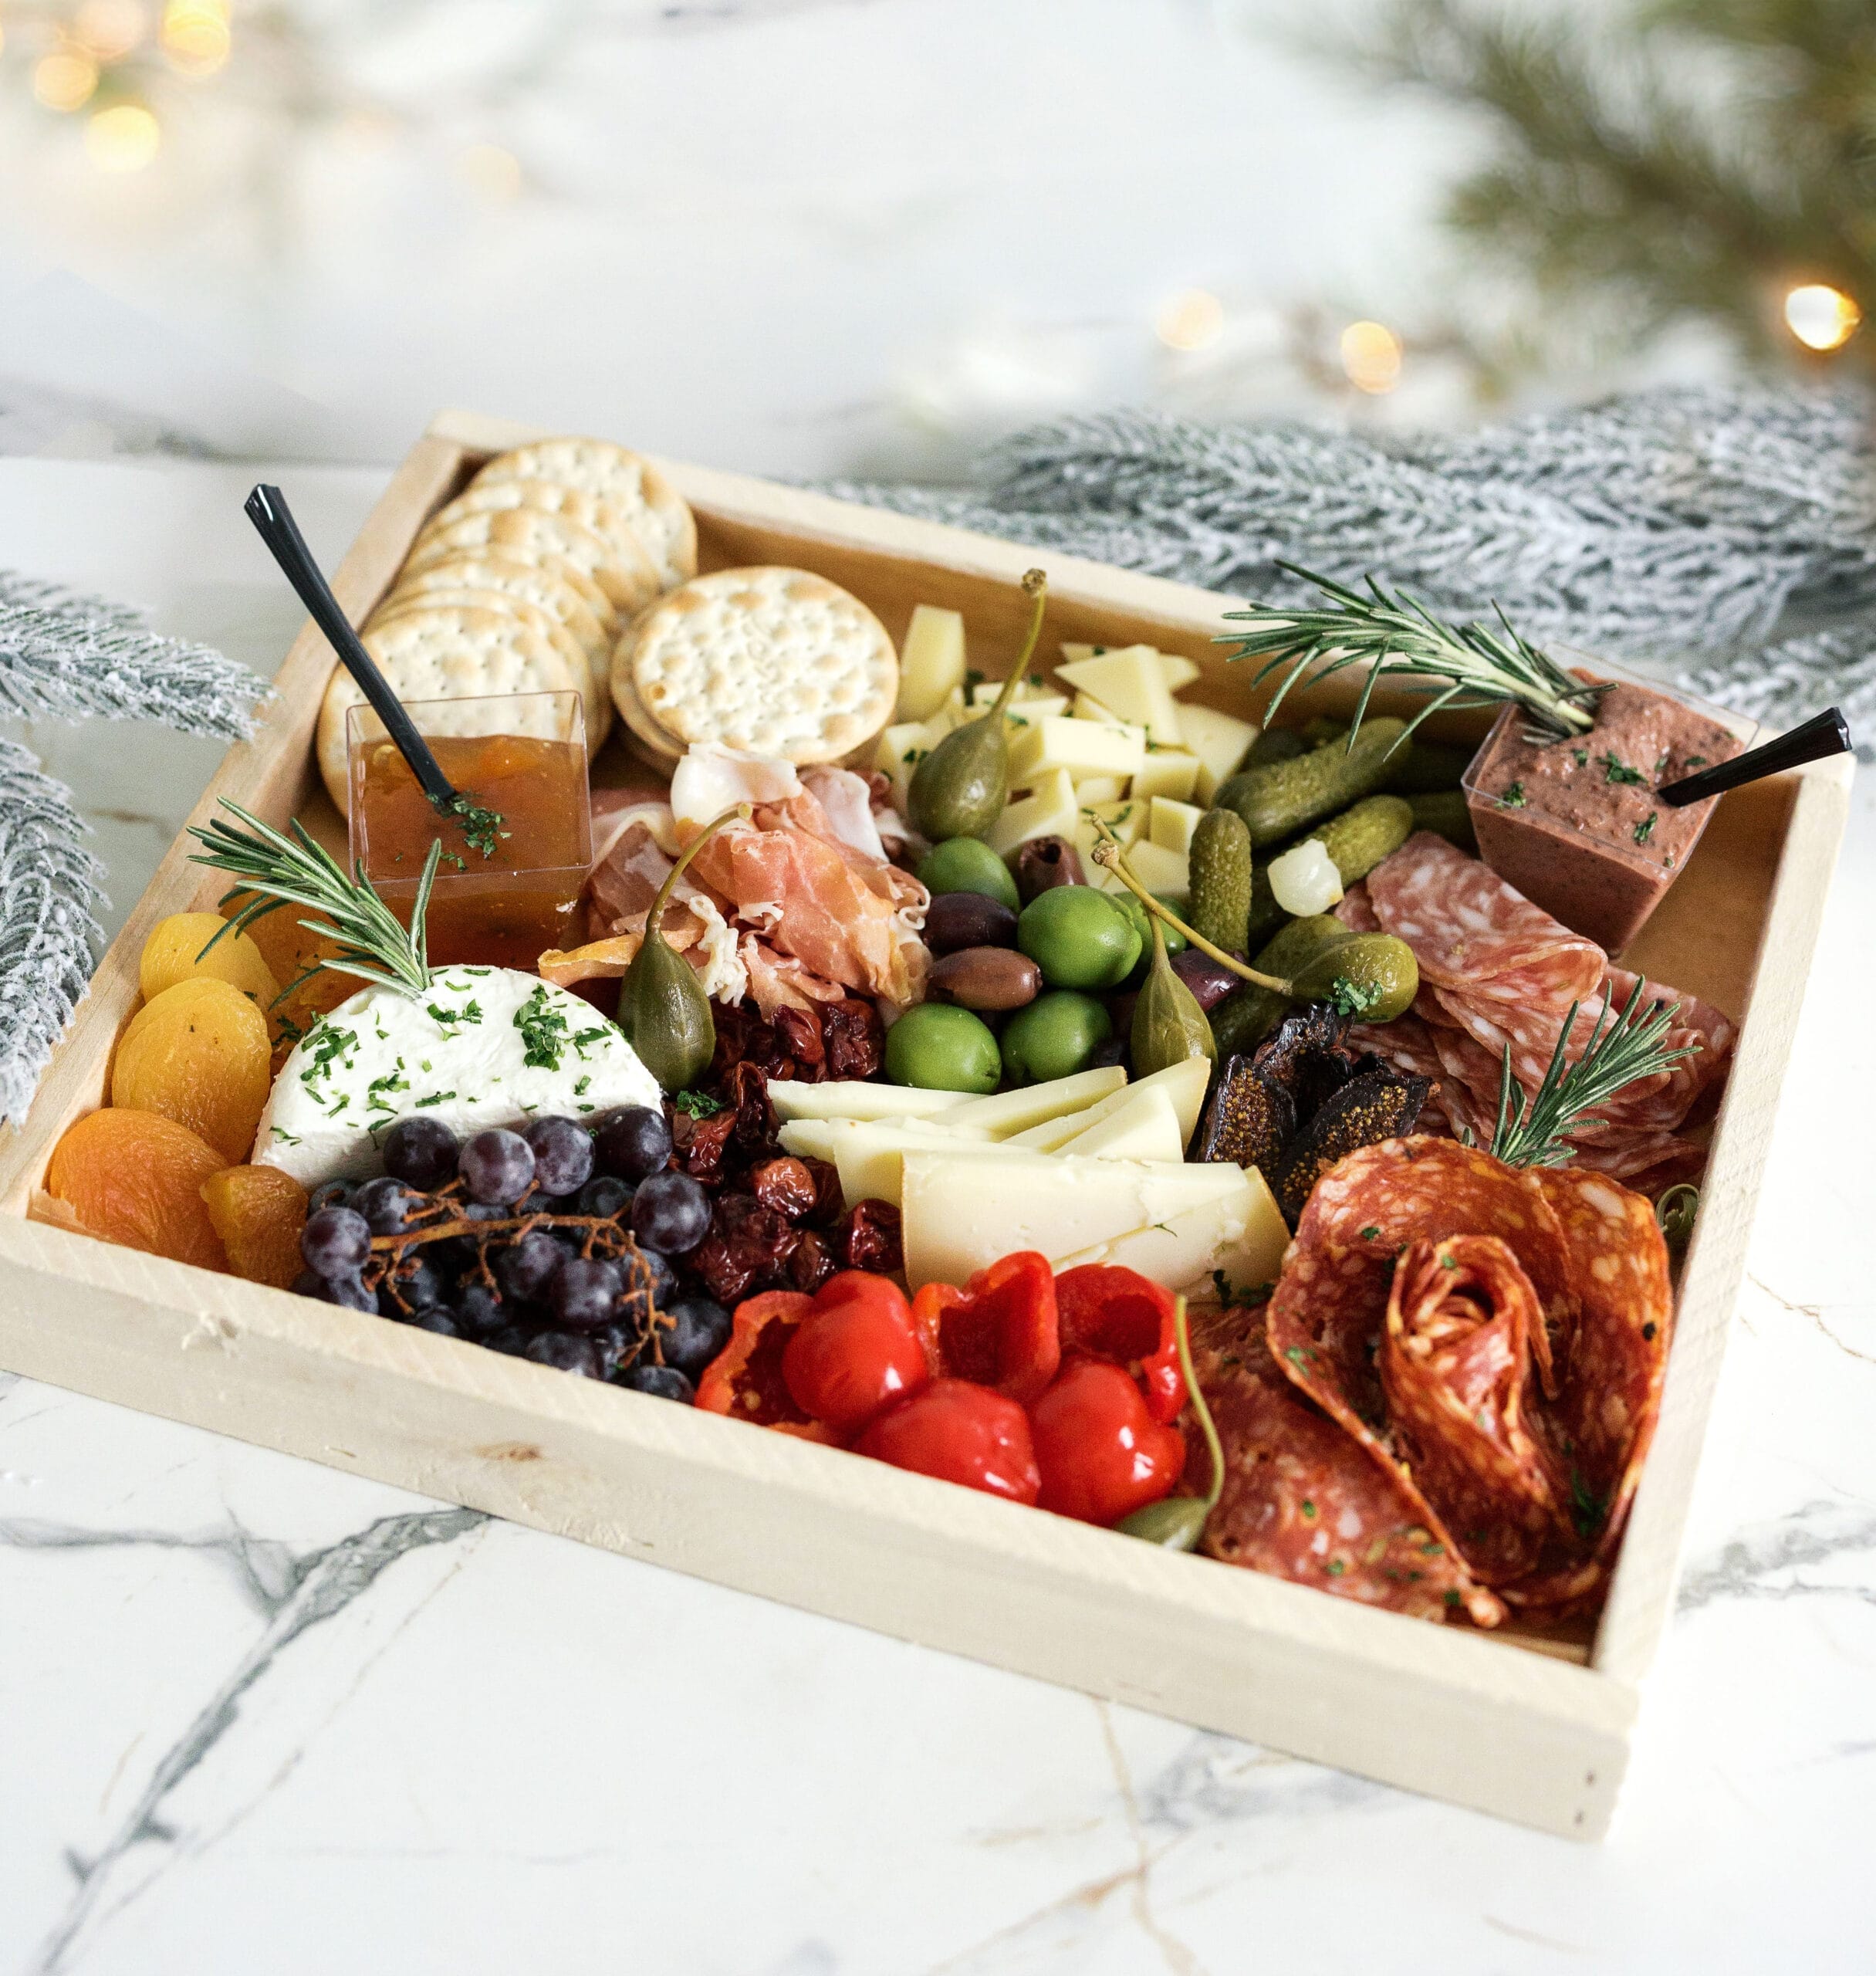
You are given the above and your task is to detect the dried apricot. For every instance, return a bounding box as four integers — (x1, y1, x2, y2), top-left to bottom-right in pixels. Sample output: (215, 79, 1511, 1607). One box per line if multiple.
(201, 1165, 309, 1288)
(113, 977, 272, 1162)
(221, 889, 355, 1059)
(140, 912, 279, 1012)
(46, 1108, 229, 1271)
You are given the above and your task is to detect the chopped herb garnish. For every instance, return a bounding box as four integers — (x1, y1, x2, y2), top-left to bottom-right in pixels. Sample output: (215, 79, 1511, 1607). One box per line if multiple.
(573, 1074, 591, 1097)
(1633, 811, 1658, 846)
(1441, 1254, 1459, 1271)
(1599, 751, 1645, 785)
(513, 983, 570, 1071)
(431, 790, 509, 860)
(1498, 780, 1527, 808)
(964, 668, 985, 695)
(1329, 975, 1387, 1018)
(1685, 754, 1709, 770)
(1358, 1225, 1381, 1240)
(269, 1126, 301, 1145)
(1653, 750, 1671, 777)
(1570, 747, 1589, 767)
(414, 1091, 455, 1107)
(570, 1025, 613, 1060)
(428, 1000, 483, 1027)
(1326, 1558, 1346, 1576)
(1300, 1499, 1317, 1518)
(1568, 1468, 1605, 1539)
(673, 1089, 726, 1119)
(366, 1069, 410, 1113)
(299, 1025, 357, 1086)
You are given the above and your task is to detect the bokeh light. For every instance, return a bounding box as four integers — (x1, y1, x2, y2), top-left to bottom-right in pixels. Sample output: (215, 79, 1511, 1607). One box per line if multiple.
(161, 0, 231, 76)
(455, 142, 523, 201)
(1783, 283, 1861, 354)
(1154, 288, 1225, 353)
(1340, 318, 1403, 394)
(34, 47, 102, 113)
(86, 101, 161, 171)
(76, 0, 150, 61)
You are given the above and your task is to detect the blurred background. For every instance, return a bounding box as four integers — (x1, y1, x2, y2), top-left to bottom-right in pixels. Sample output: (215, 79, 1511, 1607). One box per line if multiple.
(1, 0, 1868, 475)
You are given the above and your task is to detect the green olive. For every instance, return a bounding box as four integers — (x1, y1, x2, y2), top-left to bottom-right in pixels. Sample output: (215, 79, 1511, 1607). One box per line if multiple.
(1286, 931, 1418, 1024)
(1016, 885, 1141, 991)
(1108, 889, 1190, 988)
(884, 1003, 1002, 1093)
(916, 835, 1021, 912)
(999, 990, 1113, 1086)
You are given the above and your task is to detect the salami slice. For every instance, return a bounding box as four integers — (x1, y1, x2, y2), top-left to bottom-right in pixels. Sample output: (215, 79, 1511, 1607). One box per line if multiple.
(1194, 1321, 1496, 1624)
(1380, 1234, 1570, 1585)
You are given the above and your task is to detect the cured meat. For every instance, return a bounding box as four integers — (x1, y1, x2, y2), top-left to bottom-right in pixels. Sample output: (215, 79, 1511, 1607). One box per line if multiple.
(1245, 1134, 1672, 1622)
(1380, 1234, 1568, 1585)
(1192, 1315, 1492, 1623)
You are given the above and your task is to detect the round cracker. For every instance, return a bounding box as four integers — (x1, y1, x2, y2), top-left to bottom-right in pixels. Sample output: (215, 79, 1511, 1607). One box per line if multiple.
(608, 644, 686, 772)
(366, 588, 612, 749)
(404, 506, 641, 615)
(379, 553, 610, 668)
(316, 607, 588, 814)
(472, 438, 697, 589)
(624, 566, 897, 764)
(428, 481, 661, 616)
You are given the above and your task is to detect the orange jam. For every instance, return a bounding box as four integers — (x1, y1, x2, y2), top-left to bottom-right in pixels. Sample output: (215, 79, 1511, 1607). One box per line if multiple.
(350, 732, 590, 969)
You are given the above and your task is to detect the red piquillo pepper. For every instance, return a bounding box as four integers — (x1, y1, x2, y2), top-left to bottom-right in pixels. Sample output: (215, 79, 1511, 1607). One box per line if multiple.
(911, 1250, 1060, 1404)
(694, 1289, 845, 1443)
(1054, 1264, 1188, 1423)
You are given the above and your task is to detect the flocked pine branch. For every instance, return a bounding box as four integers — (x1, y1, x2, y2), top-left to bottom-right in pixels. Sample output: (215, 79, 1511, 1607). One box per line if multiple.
(0, 739, 106, 1127)
(0, 570, 271, 736)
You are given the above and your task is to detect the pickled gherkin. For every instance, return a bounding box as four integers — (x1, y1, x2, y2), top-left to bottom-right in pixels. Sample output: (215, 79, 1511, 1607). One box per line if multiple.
(1243, 792, 1415, 946)
(1408, 788, 1476, 851)
(1206, 913, 1352, 1057)
(1216, 716, 1408, 847)
(1299, 716, 1347, 749)
(1239, 726, 1306, 770)
(1187, 808, 1252, 956)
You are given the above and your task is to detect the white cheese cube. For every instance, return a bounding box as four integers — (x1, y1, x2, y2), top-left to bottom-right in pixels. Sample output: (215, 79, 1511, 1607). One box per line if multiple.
(1056, 648, 1184, 746)
(253, 972, 660, 1189)
(896, 604, 966, 722)
(1175, 702, 1260, 804)
(970, 678, 1060, 709)
(1055, 1084, 1185, 1163)
(1071, 690, 1128, 726)
(1052, 1164, 1288, 1295)
(1158, 653, 1203, 692)
(1071, 774, 1128, 808)
(1149, 797, 1206, 855)
(985, 767, 1079, 858)
(1129, 749, 1201, 804)
(769, 1079, 971, 1124)
(945, 1064, 1127, 1136)
(1009, 716, 1144, 785)
(1120, 838, 1191, 902)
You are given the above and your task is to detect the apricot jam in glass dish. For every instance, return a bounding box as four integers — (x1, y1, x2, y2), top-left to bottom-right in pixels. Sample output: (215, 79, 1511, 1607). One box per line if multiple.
(346, 690, 590, 970)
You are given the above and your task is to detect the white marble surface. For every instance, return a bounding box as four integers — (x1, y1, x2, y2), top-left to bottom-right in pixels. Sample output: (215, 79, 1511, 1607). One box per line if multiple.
(4, 457, 1875, 1975)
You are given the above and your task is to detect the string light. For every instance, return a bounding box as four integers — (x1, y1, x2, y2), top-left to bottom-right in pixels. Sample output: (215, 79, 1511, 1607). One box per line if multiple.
(161, 0, 230, 76)
(455, 143, 522, 201)
(1154, 289, 1225, 354)
(1340, 319, 1403, 394)
(1783, 283, 1861, 354)
(34, 47, 100, 112)
(75, 0, 149, 60)
(86, 100, 161, 171)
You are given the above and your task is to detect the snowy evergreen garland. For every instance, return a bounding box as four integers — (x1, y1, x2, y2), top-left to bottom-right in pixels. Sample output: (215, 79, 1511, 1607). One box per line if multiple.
(828, 386, 1876, 736)
(0, 573, 269, 1125)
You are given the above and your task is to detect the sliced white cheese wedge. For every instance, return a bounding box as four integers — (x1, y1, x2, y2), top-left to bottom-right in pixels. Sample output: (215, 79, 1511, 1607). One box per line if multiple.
(1053, 1163, 1289, 1295)
(253, 970, 660, 1188)
(1055, 648, 1184, 747)
(1175, 702, 1260, 804)
(819, 1118, 1031, 1210)
(943, 1064, 1127, 1136)
(767, 1079, 971, 1124)
(1055, 1084, 1185, 1163)
(901, 1151, 1246, 1287)
(1005, 1056, 1211, 1152)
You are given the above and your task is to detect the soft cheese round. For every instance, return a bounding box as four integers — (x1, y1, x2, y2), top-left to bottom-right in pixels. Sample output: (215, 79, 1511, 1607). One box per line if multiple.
(252, 969, 661, 1188)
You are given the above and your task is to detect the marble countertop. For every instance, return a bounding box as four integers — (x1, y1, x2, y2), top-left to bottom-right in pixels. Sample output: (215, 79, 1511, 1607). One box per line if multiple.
(4, 458, 1874, 1976)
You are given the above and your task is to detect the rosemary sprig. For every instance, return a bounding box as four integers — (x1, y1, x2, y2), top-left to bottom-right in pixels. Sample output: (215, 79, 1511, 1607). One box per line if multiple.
(1490, 977, 1699, 1169)
(1218, 563, 1604, 749)
(189, 799, 438, 1002)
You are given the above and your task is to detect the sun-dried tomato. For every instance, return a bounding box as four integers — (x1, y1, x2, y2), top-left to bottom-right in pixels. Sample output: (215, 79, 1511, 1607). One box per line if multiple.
(709, 1003, 791, 1084)
(836, 1199, 902, 1274)
(725, 1059, 778, 1154)
(912, 1250, 1060, 1403)
(1054, 1264, 1187, 1423)
(799, 1156, 845, 1228)
(749, 1155, 820, 1221)
(693, 1290, 841, 1441)
(785, 1228, 838, 1294)
(823, 999, 884, 1081)
(674, 1108, 737, 1186)
(690, 1194, 800, 1305)
(774, 1005, 826, 1080)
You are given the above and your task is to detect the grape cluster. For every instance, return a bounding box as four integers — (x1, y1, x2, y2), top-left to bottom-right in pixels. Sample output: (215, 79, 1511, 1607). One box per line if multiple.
(293, 1106, 732, 1400)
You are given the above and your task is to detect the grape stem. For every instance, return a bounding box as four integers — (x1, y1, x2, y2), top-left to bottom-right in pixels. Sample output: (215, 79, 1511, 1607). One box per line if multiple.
(1088, 826, 1294, 995)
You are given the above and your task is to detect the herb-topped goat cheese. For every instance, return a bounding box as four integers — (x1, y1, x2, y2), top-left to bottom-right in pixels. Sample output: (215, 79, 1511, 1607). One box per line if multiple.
(252, 967, 660, 1186)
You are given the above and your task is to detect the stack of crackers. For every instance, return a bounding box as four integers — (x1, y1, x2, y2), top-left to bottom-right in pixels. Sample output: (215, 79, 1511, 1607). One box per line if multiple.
(323, 436, 901, 810)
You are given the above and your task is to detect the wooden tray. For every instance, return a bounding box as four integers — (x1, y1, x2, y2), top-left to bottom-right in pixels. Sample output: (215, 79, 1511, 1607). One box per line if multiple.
(0, 408, 1851, 1839)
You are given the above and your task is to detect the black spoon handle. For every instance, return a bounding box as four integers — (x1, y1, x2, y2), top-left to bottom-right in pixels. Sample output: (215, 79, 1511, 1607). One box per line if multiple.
(244, 483, 457, 809)
(1655, 707, 1853, 809)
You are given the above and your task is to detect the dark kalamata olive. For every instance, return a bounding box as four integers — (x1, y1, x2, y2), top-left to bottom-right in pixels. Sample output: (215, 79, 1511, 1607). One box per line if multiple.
(1013, 834, 1085, 904)
(924, 890, 1019, 956)
(930, 946, 1043, 1012)
(1089, 1036, 1130, 1071)
(1171, 948, 1240, 1012)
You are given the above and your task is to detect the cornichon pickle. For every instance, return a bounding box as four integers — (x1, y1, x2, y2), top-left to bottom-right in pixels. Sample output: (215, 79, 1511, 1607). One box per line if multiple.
(1313, 793, 1414, 885)
(1385, 738, 1472, 794)
(1206, 914, 1352, 1057)
(1217, 716, 1409, 847)
(1240, 726, 1306, 770)
(1286, 931, 1418, 1024)
(1408, 789, 1476, 850)
(1300, 716, 1347, 749)
(1188, 808, 1252, 956)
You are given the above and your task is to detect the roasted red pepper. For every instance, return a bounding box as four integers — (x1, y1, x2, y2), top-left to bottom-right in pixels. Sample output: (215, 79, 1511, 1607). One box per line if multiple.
(782, 1273, 929, 1432)
(1054, 1264, 1187, 1423)
(912, 1250, 1060, 1404)
(1029, 1358, 1186, 1526)
(856, 1379, 1041, 1505)
(694, 1289, 843, 1443)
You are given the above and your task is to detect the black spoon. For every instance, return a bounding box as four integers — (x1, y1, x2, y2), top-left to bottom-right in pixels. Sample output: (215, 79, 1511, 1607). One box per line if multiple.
(244, 482, 458, 810)
(1655, 707, 1853, 809)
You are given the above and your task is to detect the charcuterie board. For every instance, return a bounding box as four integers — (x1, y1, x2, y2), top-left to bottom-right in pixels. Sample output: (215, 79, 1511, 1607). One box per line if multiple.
(0, 407, 1851, 1838)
